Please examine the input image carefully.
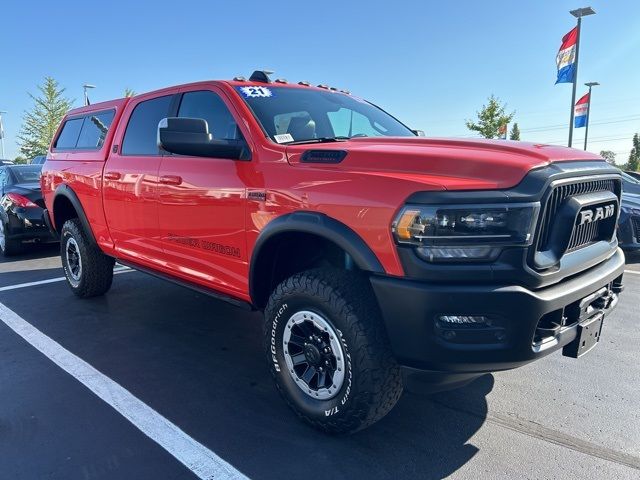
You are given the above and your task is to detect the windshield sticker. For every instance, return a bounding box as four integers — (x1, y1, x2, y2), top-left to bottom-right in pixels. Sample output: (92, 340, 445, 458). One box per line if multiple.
(237, 86, 273, 98)
(274, 133, 294, 144)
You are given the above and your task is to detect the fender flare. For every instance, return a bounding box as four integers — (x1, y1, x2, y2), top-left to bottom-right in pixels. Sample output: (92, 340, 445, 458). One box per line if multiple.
(249, 211, 385, 306)
(52, 184, 98, 247)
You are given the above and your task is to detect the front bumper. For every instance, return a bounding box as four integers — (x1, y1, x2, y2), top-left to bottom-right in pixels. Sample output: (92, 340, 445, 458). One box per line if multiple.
(618, 214, 640, 251)
(371, 248, 625, 373)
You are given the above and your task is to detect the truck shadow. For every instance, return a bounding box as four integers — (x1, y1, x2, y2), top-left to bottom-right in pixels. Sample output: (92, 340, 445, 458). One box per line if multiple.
(342, 374, 494, 480)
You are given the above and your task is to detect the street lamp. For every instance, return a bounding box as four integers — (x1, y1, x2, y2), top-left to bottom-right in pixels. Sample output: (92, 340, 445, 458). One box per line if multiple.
(583, 81, 599, 151)
(567, 6, 596, 148)
(83, 84, 96, 106)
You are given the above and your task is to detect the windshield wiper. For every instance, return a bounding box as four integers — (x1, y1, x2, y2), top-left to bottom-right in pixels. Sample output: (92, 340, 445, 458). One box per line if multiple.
(283, 136, 352, 145)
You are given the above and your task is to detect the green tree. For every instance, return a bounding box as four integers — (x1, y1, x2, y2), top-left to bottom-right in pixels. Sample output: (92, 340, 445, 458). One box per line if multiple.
(627, 133, 640, 172)
(599, 150, 616, 165)
(509, 122, 521, 141)
(124, 88, 136, 97)
(17, 77, 73, 159)
(465, 95, 515, 139)
(13, 155, 28, 164)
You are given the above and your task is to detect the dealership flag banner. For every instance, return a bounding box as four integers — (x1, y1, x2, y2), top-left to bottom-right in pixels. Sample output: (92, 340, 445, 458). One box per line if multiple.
(556, 27, 578, 84)
(574, 92, 589, 128)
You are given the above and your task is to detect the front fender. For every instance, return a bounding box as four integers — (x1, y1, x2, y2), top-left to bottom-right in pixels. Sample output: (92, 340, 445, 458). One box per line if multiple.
(249, 211, 385, 307)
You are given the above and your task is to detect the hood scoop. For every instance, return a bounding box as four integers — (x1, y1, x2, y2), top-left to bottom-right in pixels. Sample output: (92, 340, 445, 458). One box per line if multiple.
(301, 150, 347, 164)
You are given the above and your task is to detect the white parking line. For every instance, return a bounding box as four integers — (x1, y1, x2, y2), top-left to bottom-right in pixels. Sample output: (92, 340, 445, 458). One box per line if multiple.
(0, 267, 132, 292)
(625, 270, 640, 275)
(0, 302, 248, 480)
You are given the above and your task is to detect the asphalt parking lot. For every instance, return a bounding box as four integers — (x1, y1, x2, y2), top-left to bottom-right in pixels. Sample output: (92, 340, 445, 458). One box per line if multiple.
(1, 246, 639, 480)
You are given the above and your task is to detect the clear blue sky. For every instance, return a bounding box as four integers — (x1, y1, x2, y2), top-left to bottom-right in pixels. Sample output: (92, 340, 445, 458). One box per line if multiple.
(2, 0, 639, 162)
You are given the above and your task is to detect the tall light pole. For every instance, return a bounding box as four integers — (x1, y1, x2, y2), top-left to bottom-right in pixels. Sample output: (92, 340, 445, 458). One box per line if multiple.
(0, 110, 7, 159)
(83, 84, 96, 106)
(583, 81, 599, 151)
(567, 6, 596, 148)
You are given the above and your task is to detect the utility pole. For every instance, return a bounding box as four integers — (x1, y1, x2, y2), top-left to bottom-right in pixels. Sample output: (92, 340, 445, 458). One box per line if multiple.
(568, 7, 595, 148)
(583, 82, 599, 150)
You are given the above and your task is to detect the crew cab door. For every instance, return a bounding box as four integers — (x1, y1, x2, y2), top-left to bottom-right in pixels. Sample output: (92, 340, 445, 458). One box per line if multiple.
(157, 87, 250, 298)
(103, 93, 177, 265)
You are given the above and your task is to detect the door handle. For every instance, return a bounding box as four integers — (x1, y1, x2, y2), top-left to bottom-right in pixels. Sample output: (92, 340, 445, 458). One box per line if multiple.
(104, 171, 122, 180)
(160, 175, 183, 186)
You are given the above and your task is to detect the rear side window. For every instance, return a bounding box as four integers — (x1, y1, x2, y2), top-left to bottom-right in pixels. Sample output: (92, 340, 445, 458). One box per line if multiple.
(55, 118, 84, 149)
(122, 95, 173, 155)
(54, 110, 115, 150)
(76, 111, 115, 149)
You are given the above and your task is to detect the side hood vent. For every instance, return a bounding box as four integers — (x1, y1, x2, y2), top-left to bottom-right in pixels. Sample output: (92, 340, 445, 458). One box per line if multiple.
(301, 150, 347, 164)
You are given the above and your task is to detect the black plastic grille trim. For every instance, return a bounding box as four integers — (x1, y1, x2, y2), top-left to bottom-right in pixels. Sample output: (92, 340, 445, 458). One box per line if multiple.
(537, 179, 618, 252)
(632, 217, 640, 240)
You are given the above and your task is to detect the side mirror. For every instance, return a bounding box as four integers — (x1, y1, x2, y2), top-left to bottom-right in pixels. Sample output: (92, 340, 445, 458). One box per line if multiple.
(158, 117, 249, 160)
(412, 129, 426, 137)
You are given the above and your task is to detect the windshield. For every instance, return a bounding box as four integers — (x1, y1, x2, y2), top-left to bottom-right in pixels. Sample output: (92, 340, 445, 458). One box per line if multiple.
(10, 165, 42, 183)
(235, 85, 415, 143)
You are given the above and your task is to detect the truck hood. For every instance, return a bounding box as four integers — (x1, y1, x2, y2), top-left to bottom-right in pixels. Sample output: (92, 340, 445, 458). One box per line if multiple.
(286, 137, 604, 190)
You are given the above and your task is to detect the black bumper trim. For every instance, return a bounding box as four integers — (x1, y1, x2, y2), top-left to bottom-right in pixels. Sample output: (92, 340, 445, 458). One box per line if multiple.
(371, 248, 625, 373)
(43, 209, 59, 239)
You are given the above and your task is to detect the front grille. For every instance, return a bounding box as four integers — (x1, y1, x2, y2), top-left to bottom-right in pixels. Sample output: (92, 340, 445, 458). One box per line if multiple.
(566, 220, 601, 251)
(632, 217, 640, 241)
(536, 178, 619, 253)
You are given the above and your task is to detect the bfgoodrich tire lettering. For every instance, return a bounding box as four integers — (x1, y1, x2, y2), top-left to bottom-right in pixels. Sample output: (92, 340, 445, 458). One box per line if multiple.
(61, 218, 115, 298)
(264, 268, 403, 434)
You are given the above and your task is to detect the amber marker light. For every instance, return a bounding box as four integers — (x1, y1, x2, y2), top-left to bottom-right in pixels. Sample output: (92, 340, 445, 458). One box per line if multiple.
(395, 209, 421, 241)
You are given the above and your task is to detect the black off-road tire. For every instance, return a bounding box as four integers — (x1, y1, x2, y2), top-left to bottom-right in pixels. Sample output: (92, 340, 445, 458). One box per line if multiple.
(264, 268, 403, 434)
(60, 218, 115, 298)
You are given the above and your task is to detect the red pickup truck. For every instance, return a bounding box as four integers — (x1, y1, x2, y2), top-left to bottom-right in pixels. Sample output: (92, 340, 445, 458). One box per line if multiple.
(42, 71, 625, 433)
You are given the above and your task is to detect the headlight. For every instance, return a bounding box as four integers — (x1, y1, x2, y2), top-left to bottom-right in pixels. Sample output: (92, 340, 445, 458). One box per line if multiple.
(392, 203, 539, 262)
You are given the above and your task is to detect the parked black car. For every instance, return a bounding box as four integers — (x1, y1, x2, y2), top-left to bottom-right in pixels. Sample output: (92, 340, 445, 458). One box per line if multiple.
(0, 164, 55, 255)
(618, 192, 640, 253)
(621, 171, 640, 195)
(625, 171, 640, 181)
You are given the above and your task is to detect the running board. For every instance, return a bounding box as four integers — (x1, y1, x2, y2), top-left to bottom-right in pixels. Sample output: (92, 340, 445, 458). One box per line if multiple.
(116, 259, 254, 311)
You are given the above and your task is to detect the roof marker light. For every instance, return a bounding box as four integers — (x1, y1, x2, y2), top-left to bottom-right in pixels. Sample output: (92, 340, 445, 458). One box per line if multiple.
(317, 84, 329, 89)
(298, 81, 311, 86)
(233, 76, 246, 81)
(275, 78, 288, 84)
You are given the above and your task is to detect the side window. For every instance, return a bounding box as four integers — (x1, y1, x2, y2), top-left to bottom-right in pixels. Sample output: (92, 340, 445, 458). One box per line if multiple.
(327, 108, 387, 138)
(55, 118, 84, 149)
(0, 169, 6, 188)
(76, 111, 115, 149)
(178, 91, 242, 140)
(122, 95, 173, 155)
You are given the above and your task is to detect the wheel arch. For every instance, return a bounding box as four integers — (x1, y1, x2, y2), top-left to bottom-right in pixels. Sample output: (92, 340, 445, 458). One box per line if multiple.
(52, 185, 98, 247)
(249, 211, 385, 308)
